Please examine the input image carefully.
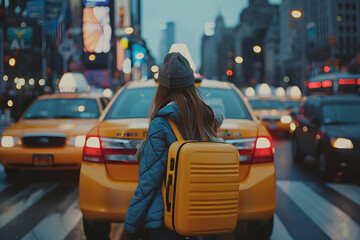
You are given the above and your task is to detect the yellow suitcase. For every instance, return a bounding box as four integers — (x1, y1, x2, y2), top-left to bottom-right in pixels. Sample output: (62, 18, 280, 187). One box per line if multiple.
(162, 117, 240, 236)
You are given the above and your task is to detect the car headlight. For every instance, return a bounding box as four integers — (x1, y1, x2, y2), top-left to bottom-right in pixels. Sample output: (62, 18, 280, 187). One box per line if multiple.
(331, 137, 353, 149)
(280, 115, 292, 124)
(67, 136, 86, 147)
(290, 122, 297, 132)
(1, 136, 21, 147)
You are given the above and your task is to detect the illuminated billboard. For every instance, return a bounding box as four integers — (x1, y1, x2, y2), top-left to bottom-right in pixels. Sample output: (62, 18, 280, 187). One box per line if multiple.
(7, 27, 33, 50)
(114, 0, 131, 36)
(83, 0, 110, 7)
(82, 6, 112, 53)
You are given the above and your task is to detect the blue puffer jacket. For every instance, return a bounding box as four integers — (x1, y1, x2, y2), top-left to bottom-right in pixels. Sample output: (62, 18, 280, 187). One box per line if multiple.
(124, 103, 223, 233)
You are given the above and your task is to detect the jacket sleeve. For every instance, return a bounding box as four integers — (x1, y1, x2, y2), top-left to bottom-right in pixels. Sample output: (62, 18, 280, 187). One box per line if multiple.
(124, 117, 168, 233)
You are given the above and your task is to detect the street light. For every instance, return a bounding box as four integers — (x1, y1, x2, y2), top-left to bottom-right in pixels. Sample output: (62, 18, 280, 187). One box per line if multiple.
(9, 58, 16, 67)
(151, 65, 159, 73)
(291, 10, 302, 19)
(253, 45, 262, 54)
(125, 27, 134, 35)
(89, 54, 96, 61)
(235, 56, 244, 64)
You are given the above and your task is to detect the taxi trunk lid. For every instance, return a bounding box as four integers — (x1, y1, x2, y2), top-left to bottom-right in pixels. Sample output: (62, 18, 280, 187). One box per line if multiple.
(99, 119, 259, 182)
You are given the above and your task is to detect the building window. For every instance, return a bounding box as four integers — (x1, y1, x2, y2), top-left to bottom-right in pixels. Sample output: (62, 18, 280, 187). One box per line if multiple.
(345, 14, 350, 22)
(353, 26, 357, 33)
(339, 26, 343, 32)
(338, 3, 343, 10)
(352, 3, 356, 10)
(354, 37, 357, 44)
(345, 3, 349, 10)
(346, 25, 350, 33)
(353, 15, 357, 22)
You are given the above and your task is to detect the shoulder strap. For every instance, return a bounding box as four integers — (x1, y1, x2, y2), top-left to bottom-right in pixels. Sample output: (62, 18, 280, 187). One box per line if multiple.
(166, 116, 184, 141)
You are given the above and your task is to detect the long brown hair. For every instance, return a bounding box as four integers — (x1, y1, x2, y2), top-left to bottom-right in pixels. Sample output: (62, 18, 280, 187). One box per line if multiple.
(150, 85, 218, 140)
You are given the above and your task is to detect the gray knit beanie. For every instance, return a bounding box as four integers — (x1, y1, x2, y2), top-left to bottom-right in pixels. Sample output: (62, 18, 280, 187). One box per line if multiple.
(158, 52, 195, 88)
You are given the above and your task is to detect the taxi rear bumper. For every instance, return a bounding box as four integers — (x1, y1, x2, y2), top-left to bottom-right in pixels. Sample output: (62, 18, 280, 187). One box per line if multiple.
(262, 120, 290, 132)
(79, 162, 276, 223)
(0, 146, 82, 170)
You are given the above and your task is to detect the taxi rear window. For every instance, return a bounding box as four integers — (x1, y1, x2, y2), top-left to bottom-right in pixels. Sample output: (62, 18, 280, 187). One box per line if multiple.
(249, 99, 286, 110)
(23, 98, 100, 119)
(105, 87, 251, 120)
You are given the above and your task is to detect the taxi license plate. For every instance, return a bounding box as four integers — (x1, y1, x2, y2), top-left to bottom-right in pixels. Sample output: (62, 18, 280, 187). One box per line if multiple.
(33, 155, 53, 166)
(268, 122, 277, 129)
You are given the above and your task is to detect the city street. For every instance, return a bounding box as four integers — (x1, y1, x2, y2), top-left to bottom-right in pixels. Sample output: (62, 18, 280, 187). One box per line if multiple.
(0, 134, 359, 240)
(1, 0, 360, 239)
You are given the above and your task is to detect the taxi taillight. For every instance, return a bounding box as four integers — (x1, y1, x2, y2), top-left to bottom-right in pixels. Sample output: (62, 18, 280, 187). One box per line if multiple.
(83, 136, 139, 164)
(253, 137, 274, 164)
(225, 137, 274, 164)
(83, 136, 104, 163)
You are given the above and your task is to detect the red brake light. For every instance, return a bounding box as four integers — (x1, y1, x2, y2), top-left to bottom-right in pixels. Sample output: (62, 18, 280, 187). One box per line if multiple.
(357, 79, 360, 85)
(308, 82, 321, 89)
(339, 79, 356, 85)
(253, 137, 274, 164)
(83, 136, 104, 163)
(321, 80, 332, 88)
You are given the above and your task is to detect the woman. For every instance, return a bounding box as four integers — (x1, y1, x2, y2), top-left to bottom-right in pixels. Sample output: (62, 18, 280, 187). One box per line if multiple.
(124, 52, 224, 240)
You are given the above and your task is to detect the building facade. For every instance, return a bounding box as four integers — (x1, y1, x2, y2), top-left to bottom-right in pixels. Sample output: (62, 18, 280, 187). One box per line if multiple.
(279, 0, 360, 87)
(263, 13, 281, 86)
(233, 0, 278, 86)
(200, 14, 234, 82)
(159, 21, 175, 63)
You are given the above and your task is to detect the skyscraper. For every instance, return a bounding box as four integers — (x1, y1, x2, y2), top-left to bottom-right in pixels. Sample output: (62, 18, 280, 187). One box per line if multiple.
(159, 21, 175, 63)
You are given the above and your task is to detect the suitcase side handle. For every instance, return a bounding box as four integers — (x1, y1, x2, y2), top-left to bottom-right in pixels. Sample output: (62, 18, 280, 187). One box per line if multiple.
(166, 174, 173, 212)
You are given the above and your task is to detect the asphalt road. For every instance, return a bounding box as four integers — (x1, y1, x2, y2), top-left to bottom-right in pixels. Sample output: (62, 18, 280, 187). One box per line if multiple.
(0, 135, 359, 240)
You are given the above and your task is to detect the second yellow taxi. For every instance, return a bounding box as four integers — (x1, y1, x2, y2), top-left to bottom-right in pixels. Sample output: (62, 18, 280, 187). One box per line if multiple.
(0, 90, 108, 178)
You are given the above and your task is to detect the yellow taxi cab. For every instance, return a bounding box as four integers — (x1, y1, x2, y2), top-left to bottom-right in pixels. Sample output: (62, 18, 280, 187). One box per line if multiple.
(0, 92, 108, 179)
(79, 79, 276, 238)
(248, 95, 292, 133)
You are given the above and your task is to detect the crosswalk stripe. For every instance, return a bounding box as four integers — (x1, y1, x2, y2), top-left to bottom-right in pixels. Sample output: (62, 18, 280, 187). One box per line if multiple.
(327, 183, 360, 206)
(21, 200, 82, 240)
(271, 214, 293, 240)
(0, 184, 57, 229)
(277, 180, 360, 240)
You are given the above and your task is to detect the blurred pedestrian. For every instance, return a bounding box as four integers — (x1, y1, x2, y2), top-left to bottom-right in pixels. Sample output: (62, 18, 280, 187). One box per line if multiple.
(124, 52, 223, 240)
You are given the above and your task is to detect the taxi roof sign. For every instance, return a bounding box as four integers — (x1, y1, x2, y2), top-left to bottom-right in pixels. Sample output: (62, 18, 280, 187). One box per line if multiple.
(59, 72, 91, 93)
(168, 43, 197, 72)
(286, 86, 302, 98)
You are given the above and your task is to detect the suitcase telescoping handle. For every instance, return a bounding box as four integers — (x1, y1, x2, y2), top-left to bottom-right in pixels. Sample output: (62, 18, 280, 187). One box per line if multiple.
(166, 174, 173, 212)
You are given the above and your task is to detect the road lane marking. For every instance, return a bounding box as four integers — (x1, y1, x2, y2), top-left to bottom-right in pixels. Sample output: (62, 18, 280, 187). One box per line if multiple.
(110, 223, 124, 240)
(21, 200, 82, 240)
(277, 180, 360, 240)
(0, 184, 57, 229)
(327, 183, 360, 206)
(271, 214, 293, 240)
